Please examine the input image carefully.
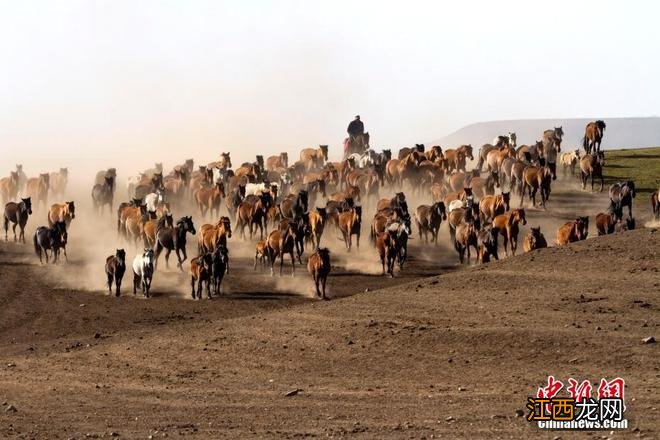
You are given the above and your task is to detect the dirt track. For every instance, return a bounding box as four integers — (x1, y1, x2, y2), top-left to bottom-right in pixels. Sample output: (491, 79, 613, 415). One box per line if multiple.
(1, 219, 658, 438)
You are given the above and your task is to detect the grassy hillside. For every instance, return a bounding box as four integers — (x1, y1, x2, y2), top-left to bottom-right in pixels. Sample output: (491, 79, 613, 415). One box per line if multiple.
(604, 146, 660, 197)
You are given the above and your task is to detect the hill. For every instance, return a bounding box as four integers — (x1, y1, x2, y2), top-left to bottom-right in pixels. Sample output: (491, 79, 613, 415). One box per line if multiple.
(431, 117, 660, 149)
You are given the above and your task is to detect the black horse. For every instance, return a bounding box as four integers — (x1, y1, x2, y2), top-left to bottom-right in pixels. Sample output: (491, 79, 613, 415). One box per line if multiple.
(33, 221, 67, 264)
(92, 175, 115, 214)
(211, 244, 229, 296)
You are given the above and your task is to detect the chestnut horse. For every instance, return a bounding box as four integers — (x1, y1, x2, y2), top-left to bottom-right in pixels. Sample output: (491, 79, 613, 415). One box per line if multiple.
(0, 171, 19, 204)
(414, 201, 447, 244)
(266, 152, 289, 171)
(492, 208, 526, 256)
(26, 173, 50, 210)
(523, 226, 547, 252)
(556, 217, 587, 245)
(48, 201, 75, 228)
(444, 145, 474, 172)
(579, 151, 605, 192)
(300, 145, 329, 171)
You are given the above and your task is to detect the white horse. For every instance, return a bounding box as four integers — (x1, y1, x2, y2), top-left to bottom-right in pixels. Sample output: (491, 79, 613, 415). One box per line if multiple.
(144, 191, 165, 213)
(347, 150, 379, 169)
(132, 249, 154, 297)
(492, 132, 517, 148)
(245, 182, 279, 196)
(127, 173, 146, 197)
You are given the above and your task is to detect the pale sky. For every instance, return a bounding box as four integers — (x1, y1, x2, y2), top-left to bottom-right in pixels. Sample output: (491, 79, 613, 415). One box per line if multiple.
(1, 0, 659, 173)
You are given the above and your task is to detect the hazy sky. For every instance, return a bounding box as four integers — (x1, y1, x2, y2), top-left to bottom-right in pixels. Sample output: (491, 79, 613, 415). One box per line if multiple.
(1, 0, 659, 173)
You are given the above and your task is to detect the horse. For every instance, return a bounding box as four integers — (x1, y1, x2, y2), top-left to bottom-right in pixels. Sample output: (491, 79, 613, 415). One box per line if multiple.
(190, 253, 213, 299)
(397, 144, 425, 160)
(609, 181, 635, 219)
(143, 213, 173, 248)
(521, 163, 552, 208)
(579, 151, 605, 192)
(307, 247, 331, 299)
(468, 174, 497, 199)
(105, 249, 126, 297)
(26, 173, 50, 210)
(376, 221, 410, 276)
(541, 127, 563, 179)
(132, 249, 155, 297)
(33, 221, 67, 264)
(344, 134, 370, 158)
(444, 145, 474, 172)
(154, 216, 196, 271)
(477, 225, 499, 263)
(3, 197, 32, 243)
(653, 190, 660, 221)
(523, 226, 547, 252)
(307, 207, 327, 248)
(479, 193, 510, 224)
(278, 216, 308, 263)
(338, 205, 362, 252)
(596, 211, 620, 236)
(0, 171, 19, 204)
(236, 192, 271, 240)
(48, 201, 75, 228)
(198, 216, 232, 255)
(453, 221, 478, 264)
(125, 204, 151, 247)
(207, 152, 232, 171)
(556, 217, 587, 245)
(94, 168, 117, 189)
(49, 167, 68, 199)
(414, 201, 447, 244)
(583, 120, 606, 154)
(225, 184, 246, 222)
(134, 172, 165, 200)
(118, 199, 147, 240)
(92, 175, 115, 215)
(266, 222, 297, 276)
(559, 149, 580, 177)
(254, 239, 269, 270)
(377, 192, 408, 216)
(492, 208, 526, 256)
(15, 164, 28, 194)
(194, 181, 226, 219)
(300, 145, 329, 170)
(211, 244, 229, 295)
(280, 190, 308, 219)
(266, 152, 289, 171)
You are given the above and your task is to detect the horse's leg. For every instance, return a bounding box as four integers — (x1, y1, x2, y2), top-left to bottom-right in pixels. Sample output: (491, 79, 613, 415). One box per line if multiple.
(519, 183, 525, 207)
(511, 230, 517, 255)
(107, 272, 113, 294)
(279, 252, 284, 276)
(321, 276, 327, 300)
(290, 251, 295, 277)
(115, 274, 122, 297)
(153, 243, 162, 270)
(190, 276, 196, 299)
(502, 233, 509, 257)
(164, 248, 171, 269)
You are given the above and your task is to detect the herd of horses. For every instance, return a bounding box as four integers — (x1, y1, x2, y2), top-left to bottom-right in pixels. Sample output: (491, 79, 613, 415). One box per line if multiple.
(1, 120, 657, 300)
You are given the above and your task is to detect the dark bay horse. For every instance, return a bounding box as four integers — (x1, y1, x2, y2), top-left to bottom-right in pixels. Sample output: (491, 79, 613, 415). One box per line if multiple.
(154, 216, 196, 271)
(105, 249, 126, 297)
(92, 175, 115, 215)
(4, 197, 32, 243)
(608, 181, 635, 219)
(33, 220, 67, 264)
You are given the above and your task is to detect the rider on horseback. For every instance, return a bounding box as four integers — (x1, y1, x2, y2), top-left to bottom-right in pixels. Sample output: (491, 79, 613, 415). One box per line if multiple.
(347, 115, 364, 142)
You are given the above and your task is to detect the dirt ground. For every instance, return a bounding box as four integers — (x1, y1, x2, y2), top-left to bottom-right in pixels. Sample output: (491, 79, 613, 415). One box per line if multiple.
(0, 178, 658, 439)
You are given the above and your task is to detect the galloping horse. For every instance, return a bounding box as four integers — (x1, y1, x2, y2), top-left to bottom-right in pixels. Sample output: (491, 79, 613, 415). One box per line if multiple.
(307, 248, 331, 299)
(579, 151, 605, 192)
(608, 181, 635, 219)
(300, 145, 329, 171)
(92, 175, 115, 215)
(542, 126, 563, 179)
(153, 216, 196, 271)
(444, 145, 474, 172)
(344, 133, 370, 158)
(3, 197, 32, 243)
(33, 221, 68, 264)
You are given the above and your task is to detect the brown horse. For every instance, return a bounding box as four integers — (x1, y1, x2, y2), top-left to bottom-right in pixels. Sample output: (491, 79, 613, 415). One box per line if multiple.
(266, 152, 288, 171)
(477, 226, 499, 263)
(652, 190, 659, 221)
(595, 212, 619, 236)
(579, 151, 605, 192)
(0, 171, 19, 204)
(582, 120, 606, 154)
(235, 162, 261, 183)
(307, 207, 327, 248)
(117, 199, 145, 238)
(92, 175, 115, 214)
(444, 145, 474, 172)
(236, 192, 271, 239)
(266, 223, 297, 276)
(397, 144, 425, 160)
(49, 168, 68, 199)
(194, 181, 226, 219)
(307, 247, 331, 299)
(344, 134, 370, 158)
(479, 193, 510, 224)
(198, 216, 232, 254)
(189, 253, 213, 299)
(26, 173, 50, 210)
(48, 201, 76, 228)
(492, 208, 526, 256)
(254, 239, 269, 270)
(105, 249, 127, 297)
(453, 222, 478, 264)
(414, 201, 447, 244)
(521, 164, 552, 208)
(556, 217, 587, 245)
(153, 216, 196, 271)
(338, 205, 362, 251)
(3, 197, 32, 243)
(300, 145, 329, 171)
(522, 226, 547, 252)
(143, 213, 173, 248)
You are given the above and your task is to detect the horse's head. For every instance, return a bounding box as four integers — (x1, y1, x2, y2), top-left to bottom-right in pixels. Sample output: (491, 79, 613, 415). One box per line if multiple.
(180, 216, 196, 235)
(132, 197, 143, 206)
(59, 167, 68, 178)
(21, 197, 32, 215)
(40, 173, 50, 186)
(221, 152, 232, 168)
(578, 216, 589, 239)
(555, 126, 564, 140)
(281, 152, 289, 166)
(152, 172, 165, 191)
(316, 207, 327, 219)
(143, 248, 155, 266)
(10, 171, 18, 182)
(434, 201, 447, 220)
(238, 184, 246, 199)
(530, 226, 542, 239)
(259, 191, 273, 210)
(220, 216, 232, 238)
(315, 178, 327, 197)
(66, 201, 76, 219)
(16, 164, 22, 173)
(104, 175, 114, 188)
(155, 163, 163, 172)
(462, 144, 474, 160)
(626, 181, 636, 198)
(298, 190, 309, 209)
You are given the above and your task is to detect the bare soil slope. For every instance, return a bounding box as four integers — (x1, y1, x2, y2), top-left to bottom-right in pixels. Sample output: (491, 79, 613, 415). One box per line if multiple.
(0, 228, 658, 439)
